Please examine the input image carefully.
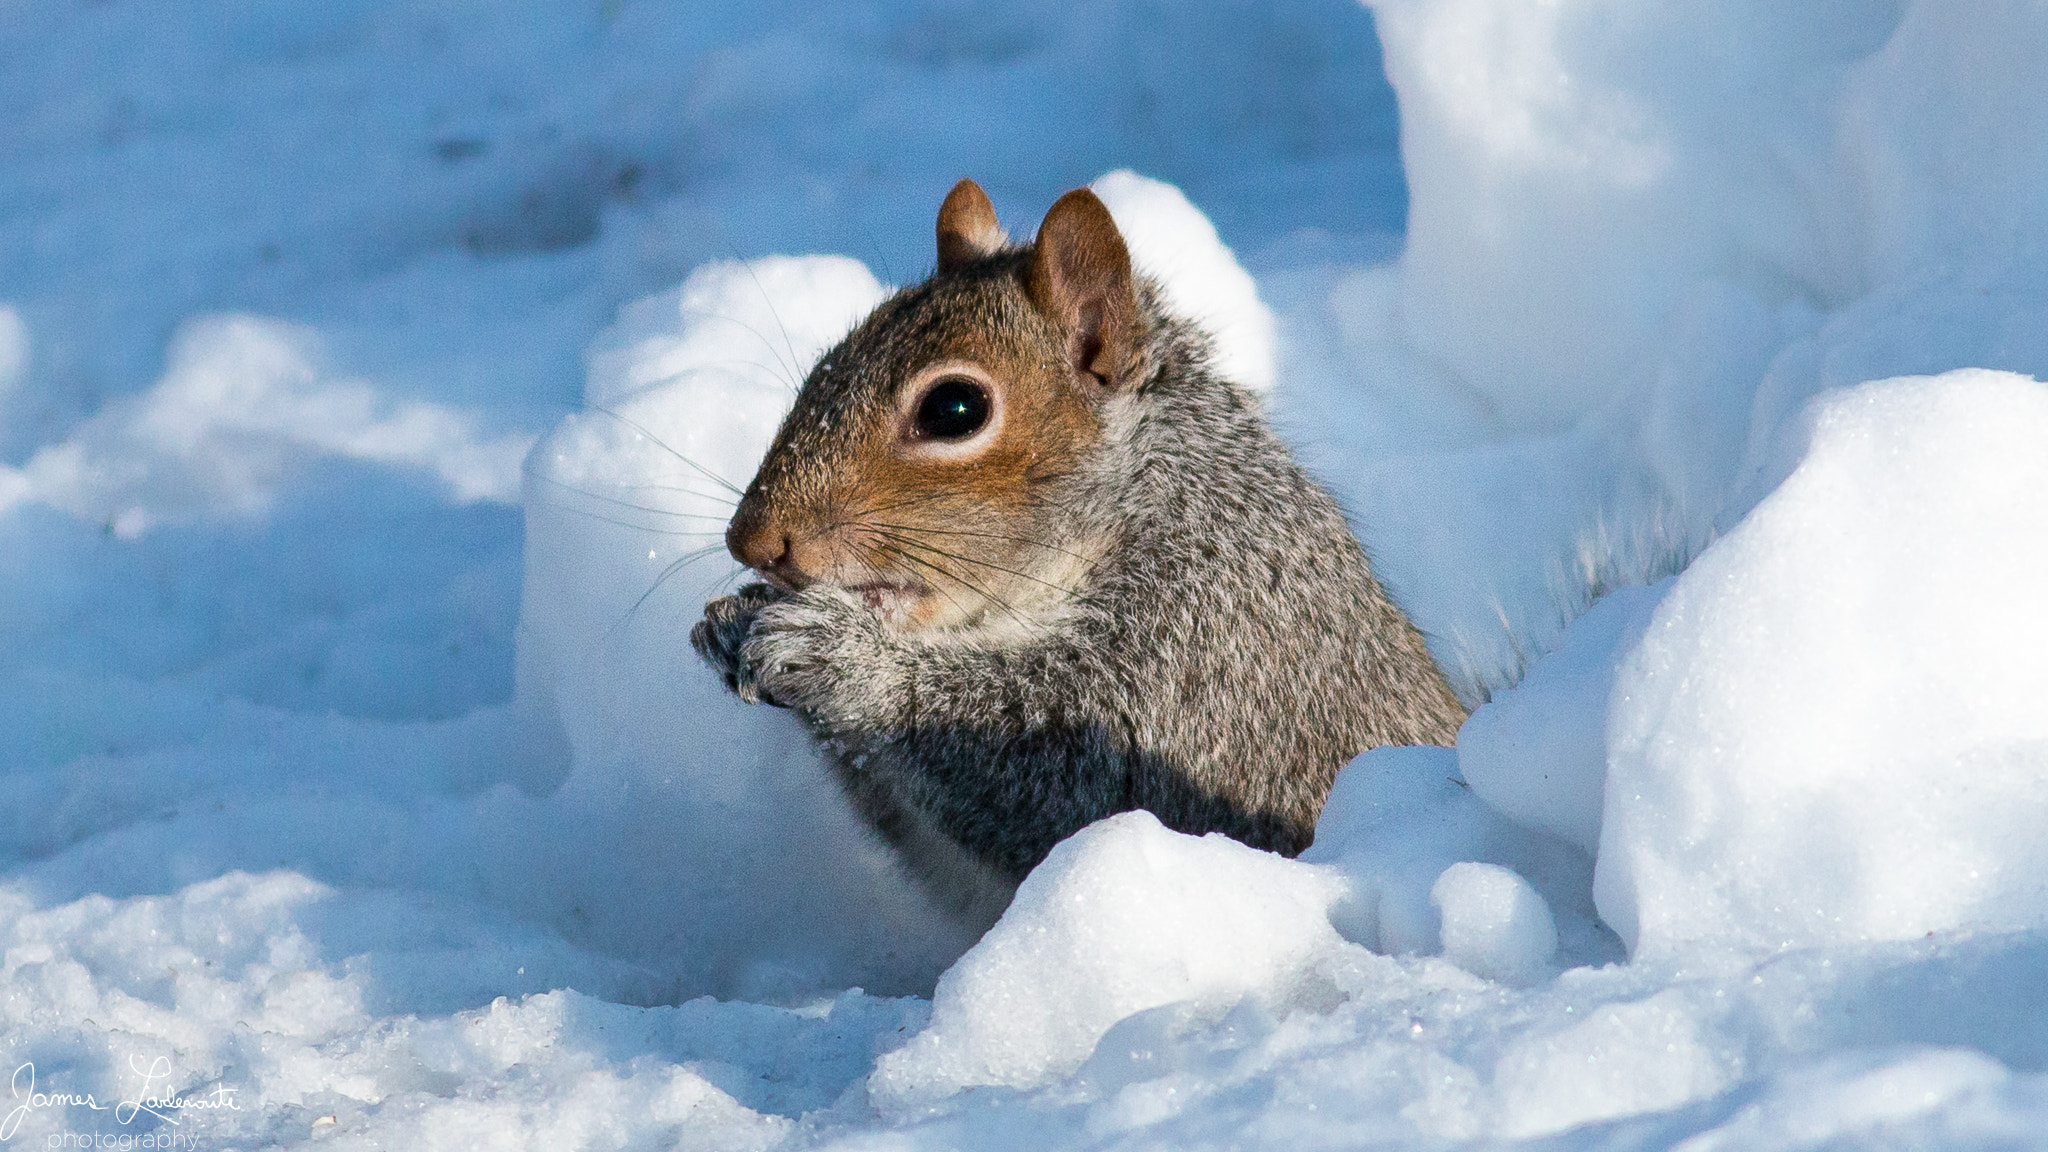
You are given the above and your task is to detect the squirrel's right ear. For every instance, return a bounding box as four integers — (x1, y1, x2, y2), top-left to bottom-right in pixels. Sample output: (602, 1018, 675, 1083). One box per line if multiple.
(937, 179, 1007, 275)
(1026, 188, 1138, 391)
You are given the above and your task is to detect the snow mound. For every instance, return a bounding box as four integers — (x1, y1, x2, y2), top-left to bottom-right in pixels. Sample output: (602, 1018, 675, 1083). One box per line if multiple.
(518, 255, 972, 998)
(867, 811, 1349, 1113)
(1305, 0, 2048, 694)
(1090, 170, 1278, 392)
(1431, 862, 1556, 988)
(1299, 745, 1615, 970)
(583, 255, 889, 408)
(0, 315, 528, 533)
(1456, 580, 1669, 853)
(1597, 369, 2048, 959)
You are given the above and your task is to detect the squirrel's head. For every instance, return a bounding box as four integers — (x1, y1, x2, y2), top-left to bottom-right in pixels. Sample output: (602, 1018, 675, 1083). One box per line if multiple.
(726, 179, 1145, 632)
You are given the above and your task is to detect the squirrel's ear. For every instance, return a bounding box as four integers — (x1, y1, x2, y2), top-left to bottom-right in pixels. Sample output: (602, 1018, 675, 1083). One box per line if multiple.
(937, 179, 1007, 275)
(1025, 188, 1138, 391)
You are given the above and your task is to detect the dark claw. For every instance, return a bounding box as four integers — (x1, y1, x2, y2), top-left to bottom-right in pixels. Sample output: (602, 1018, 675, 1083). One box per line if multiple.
(734, 581, 784, 611)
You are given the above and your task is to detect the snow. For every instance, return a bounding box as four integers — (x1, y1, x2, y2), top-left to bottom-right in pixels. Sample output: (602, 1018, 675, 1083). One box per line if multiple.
(869, 811, 1350, 1113)
(1089, 171, 1279, 393)
(1596, 369, 2048, 961)
(6, 0, 2048, 1147)
(1456, 580, 1668, 853)
(3, 315, 530, 534)
(1431, 862, 1557, 988)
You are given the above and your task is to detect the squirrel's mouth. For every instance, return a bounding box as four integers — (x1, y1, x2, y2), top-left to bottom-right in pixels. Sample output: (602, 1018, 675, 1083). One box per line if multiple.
(845, 578, 929, 619)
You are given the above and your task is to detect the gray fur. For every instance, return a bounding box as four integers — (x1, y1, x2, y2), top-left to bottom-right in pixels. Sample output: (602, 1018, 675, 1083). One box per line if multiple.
(692, 242, 1465, 930)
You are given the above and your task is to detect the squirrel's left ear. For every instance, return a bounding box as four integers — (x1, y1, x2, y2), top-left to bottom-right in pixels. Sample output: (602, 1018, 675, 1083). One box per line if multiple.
(1026, 188, 1137, 391)
(937, 179, 1008, 275)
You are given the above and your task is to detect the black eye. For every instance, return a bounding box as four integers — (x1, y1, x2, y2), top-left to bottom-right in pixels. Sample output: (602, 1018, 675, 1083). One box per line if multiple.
(913, 377, 991, 441)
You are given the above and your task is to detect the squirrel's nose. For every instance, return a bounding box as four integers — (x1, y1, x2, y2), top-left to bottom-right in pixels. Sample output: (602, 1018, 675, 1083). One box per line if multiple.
(727, 503, 804, 589)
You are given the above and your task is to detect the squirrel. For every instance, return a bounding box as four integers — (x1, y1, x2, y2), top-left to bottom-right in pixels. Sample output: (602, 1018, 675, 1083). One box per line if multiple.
(692, 179, 1466, 930)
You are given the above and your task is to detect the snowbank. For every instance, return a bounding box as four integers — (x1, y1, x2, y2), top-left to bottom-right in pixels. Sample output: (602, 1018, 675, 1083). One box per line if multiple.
(1598, 369, 2048, 959)
(869, 812, 1349, 1112)
(0, 315, 529, 533)
(1294, 0, 2048, 694)
(517, 255, 969, 998)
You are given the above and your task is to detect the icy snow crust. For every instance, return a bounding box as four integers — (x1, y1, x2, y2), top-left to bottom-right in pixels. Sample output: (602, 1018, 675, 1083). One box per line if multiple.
(5, 0, 2048, 1148)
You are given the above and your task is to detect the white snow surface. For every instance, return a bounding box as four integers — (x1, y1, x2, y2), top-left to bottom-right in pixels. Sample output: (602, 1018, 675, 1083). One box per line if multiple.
(1431, 861, 1558, 989)
(1596, 369, 2048, 962)
(6, 0, 2048, 1148)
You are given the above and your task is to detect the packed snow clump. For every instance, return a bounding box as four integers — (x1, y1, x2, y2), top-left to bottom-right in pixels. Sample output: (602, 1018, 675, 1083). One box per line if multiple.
(1455, 581, 1668, 853)
(868, 811, 1349, 1113)
(1431, 861, 1557, 987)
(518, 255, 972, 997)
(1596, 369, 2048, 960)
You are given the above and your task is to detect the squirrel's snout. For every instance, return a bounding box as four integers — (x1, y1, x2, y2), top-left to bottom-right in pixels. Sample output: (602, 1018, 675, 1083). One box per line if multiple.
(727, 503, 804, 590)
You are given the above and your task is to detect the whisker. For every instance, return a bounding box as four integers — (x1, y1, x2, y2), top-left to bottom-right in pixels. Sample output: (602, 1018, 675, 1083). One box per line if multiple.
(815, 493, 956, 537)
(873, 544, 972, 624)
(880, 544, 1041, 635)
(614, 480, 739, 507)
(702, 229, 812, 398)
(709, 565, 750, 599)
(536, 500, 725, 537)
(606, 543, 736, 643)
(850, 490, 958, 518)
(865, 529, 1071, 594)
(856, 217, 898, 287)
(654, 340, 809, 397)
(532, 475, 735, 522)
(864, 521, 1096, 565)
(732, 254, 806, 397)
(872, 536, 1046, 636)
(588, 406, 746, 497)
(669, 307, 804, 392)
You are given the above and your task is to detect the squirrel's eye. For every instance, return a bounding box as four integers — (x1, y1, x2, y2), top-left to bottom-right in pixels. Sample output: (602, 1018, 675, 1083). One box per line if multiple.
(913, 378, 991, 440)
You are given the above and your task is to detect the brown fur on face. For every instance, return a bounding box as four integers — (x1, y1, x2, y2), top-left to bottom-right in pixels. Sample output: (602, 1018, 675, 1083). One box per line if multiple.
(726, 199, 1126, 635)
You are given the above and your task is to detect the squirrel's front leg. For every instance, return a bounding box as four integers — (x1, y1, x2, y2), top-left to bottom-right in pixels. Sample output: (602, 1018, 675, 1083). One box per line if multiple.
(732, 585, 904, 726)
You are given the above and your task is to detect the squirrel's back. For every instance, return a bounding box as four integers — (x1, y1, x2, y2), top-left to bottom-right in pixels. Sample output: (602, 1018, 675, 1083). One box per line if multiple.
(1067, 298, 1464, 855)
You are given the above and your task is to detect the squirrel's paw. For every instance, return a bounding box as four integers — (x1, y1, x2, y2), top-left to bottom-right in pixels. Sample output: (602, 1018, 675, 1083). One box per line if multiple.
(691, 582, 786, 703)
(740, 585, 892, 718)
